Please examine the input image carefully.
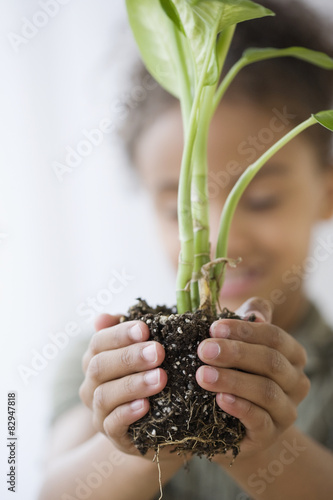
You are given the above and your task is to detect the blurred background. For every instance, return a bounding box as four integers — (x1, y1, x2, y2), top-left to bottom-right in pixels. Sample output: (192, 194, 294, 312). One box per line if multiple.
(0, 1, 332, 498)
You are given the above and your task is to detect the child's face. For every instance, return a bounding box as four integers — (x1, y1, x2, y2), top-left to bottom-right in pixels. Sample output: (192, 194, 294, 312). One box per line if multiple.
(135, 100, 333, 329)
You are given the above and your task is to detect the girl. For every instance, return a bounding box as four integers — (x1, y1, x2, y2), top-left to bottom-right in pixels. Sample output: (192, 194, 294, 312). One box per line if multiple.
(39, 2, 333, 499)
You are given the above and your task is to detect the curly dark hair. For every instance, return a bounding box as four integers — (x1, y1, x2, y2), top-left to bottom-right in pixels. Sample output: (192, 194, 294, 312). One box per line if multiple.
(119, 0, 333, 166)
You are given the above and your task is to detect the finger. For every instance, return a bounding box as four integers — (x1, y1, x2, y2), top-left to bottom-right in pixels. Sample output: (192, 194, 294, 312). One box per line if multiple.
(89, 342, 165, 382)
(198, 339, 297, 394)
(94, 313, 122, 332)
(103, 398, 150, 454)
(235, 296, 273, 323)
(196, 367, 296, 428)
(210, 319, 307, 367)
(82, 320, 150, 373)
(91, 368, 167, 430)
(81, 341, 165, 405)
(216, 393, 277, 451)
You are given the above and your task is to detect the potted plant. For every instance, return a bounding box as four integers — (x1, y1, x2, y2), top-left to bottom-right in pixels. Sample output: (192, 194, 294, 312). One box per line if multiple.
(122, 0, 333, 464)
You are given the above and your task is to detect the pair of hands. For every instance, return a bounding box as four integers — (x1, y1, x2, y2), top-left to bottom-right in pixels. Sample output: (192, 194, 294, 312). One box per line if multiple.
(79, 298, 310, 462)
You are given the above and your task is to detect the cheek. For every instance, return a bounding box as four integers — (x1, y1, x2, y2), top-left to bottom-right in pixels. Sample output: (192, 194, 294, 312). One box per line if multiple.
(259, 222, 310, 266)
(247, 199, 316, 270)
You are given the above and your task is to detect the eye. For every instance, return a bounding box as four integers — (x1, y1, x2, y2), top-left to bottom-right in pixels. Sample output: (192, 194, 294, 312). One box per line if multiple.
(243, 195, 281, 212)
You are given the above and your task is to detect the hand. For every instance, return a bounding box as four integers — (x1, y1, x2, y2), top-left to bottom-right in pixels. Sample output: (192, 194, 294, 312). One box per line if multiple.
(79, 314, 169, 459)
(196, 297, 310, 458)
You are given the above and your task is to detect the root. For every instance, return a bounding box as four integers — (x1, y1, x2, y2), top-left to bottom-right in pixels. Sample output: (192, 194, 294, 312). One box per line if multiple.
(131, 389, 245, 459)
(153, 446, 163, 500)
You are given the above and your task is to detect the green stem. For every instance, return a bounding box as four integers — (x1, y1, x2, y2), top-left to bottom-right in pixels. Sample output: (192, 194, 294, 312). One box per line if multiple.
(214, 115, 317, 292)
(173, 28, 193, 129)
(212, 58, 246, 117)
(190, 89, 212, 310)
(212, 47, 324, 117)
(210, 279, 218, 315)
(216, 25, 237, 77)
(176, 22, 220, 314)
(190, 26, 236, 312)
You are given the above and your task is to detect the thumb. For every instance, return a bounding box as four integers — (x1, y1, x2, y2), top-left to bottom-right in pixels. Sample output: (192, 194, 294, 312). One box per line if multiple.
(94, 313, 122, 332)
(235, 296, 273, 323)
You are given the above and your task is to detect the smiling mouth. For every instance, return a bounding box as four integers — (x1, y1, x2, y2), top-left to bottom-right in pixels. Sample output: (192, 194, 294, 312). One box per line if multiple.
(219, 267, 265, 298)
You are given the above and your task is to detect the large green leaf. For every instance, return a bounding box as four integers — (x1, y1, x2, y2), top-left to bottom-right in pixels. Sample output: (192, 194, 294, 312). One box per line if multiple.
(242, 46, 333, 69)
(313, 111, 333, 131)
(161, 0, 274, 86)
(160, 0, 185, 34)
(125, 0, 184, 97)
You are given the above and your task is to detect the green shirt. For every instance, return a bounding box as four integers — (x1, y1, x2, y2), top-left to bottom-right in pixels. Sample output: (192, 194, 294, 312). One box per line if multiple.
(50, 303, 333, 499)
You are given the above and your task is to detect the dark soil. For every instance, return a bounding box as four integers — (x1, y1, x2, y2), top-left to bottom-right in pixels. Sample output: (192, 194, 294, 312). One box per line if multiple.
(121, 299, 254, 460)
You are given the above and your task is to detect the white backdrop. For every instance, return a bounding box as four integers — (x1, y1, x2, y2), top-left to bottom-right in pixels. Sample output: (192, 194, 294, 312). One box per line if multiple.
(0, 1, 332, 499)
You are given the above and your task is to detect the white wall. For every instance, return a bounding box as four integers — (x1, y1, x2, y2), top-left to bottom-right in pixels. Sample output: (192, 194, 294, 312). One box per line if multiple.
(0, 1, 332, 499)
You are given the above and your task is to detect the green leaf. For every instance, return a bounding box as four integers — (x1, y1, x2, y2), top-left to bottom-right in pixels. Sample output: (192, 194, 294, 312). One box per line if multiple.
(160, 0, 185, 34)
(243, 46, 333, 69)
(165, 0, 275, 86)
(215, 0, 274, 32)
(125, 0, 183, 97)
(313, 111, 333, 131)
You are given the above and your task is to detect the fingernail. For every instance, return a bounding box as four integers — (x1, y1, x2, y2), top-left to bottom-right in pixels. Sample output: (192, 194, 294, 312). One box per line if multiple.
(129, 323, 143, 342)
(201, 341, 220, 360)
(130, 399, 144, 412)
(211, 322, 230, 338)
(142, 344, 158, 363)
(245, 310, 266, 322)
(202, 366, 218, 384)
(144, 369, 160, 386)
(220, 393, 236, 404)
